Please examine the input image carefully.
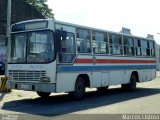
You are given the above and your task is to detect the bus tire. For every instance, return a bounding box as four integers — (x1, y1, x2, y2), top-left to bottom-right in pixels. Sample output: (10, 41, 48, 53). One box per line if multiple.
(121, 73, 137, 91)
(37, 92, 51, 98)
(97, 86, 109, 92)
(68, 77, 86, 100)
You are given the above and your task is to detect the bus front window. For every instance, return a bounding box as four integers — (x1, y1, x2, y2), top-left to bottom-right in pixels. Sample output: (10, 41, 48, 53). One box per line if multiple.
(11, 33, 27, 63)
(11, 31, 55, 63)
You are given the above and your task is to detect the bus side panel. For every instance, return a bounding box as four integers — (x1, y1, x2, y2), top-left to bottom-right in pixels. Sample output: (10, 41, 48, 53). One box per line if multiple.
(91, 72, 110, 88)
(122, 70, 131, 84)
(91, 72, 102, 87)
(56, 73, 77, 92)
(109, 71, 124, 85)
(101, 72, 110, 87)
(138, 69, 156, 82)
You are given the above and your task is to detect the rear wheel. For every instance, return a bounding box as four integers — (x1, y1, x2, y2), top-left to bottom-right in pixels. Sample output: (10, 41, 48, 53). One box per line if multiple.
(121, 74, 137, 91)
(68, 77, 86, 100)
(37, 92, 51, 98)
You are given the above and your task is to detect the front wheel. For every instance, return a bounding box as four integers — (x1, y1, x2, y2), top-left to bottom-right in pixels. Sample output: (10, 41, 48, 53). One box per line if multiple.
(68, 77, 86, 100)
(37, 92, 51, 98)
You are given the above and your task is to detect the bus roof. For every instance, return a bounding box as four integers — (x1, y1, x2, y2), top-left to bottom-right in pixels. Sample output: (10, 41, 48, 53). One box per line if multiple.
(11, 19, 155, 41)
(55, 20, 155, 41)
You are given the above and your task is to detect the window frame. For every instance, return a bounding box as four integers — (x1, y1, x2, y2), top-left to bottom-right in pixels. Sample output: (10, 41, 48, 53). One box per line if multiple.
(92, 31, 109, 54)
(76, 28, 92, 54)
(123, 36, 135, 56)
(10, 29, 55, 64)
(58, 32, 76, 63)
(109, 34, 123, 55)
(134, 38, 142, 56)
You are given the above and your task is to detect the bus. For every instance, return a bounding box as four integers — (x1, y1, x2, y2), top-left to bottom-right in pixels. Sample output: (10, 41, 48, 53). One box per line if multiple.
(6, 19, 156, 99)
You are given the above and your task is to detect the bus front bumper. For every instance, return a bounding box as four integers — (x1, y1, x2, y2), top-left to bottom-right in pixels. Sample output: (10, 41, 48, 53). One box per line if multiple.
(7, 80, 56, 92)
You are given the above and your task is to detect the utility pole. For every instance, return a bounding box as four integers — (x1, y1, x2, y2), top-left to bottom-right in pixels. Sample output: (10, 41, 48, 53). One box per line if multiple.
(6, 0, 11, 40)
(5, 0, 11, 76)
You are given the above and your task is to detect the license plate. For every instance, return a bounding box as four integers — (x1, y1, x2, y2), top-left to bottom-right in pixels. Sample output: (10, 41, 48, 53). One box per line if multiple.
(21, 84, 29, 90)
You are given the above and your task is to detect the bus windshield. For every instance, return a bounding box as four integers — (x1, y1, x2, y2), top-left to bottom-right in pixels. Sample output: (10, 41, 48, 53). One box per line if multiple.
(10, 30, 55, 63)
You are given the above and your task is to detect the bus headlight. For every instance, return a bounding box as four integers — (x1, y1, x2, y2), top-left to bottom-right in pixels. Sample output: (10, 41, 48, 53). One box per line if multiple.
(39, 77, 50, 82)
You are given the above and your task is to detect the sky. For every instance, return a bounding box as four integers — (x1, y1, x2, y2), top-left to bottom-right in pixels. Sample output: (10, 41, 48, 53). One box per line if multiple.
(47, 0, 160, 44)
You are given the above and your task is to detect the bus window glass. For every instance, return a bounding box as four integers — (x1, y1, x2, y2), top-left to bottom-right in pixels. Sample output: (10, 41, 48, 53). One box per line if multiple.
(142, 40, 150, 56)
(149, 41, 155, 57)
(135, 39, 142, 56)
(59, 32, 76, 63)
(109, 34, 122, 55)
(10, 31, 54, 63)
(123, 37, 135, 55)
(11, 33, 27, 63)
(92, 31, 108, 54)
(28, 31, 54, 62)
(76, 28, 91, 53)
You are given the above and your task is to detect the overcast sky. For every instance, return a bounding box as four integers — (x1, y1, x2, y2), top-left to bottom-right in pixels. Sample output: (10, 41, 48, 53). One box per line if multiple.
(47, 0, 160, 44)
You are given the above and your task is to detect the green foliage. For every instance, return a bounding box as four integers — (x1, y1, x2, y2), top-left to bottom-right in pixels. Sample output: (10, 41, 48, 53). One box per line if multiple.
(25, 0, 54, 18)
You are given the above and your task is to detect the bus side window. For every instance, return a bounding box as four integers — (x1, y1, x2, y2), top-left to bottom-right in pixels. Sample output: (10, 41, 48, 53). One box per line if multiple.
(109, 34, 122, 55)
(142, 40, 150, 56)
(92, 31, 108, 54)
(135, 39, 142, 56)
(57, 31, 76, 63)
(149, 41, 155, 57)
(123, 37, 135, 56)
(76, 28, 91, 53)
(146, 41, 150, 56)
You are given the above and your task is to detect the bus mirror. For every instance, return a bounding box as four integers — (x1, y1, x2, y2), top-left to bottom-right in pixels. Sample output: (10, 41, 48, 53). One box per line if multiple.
(55, 30, 67, 40)
(62, 31, 67, 41)
(55, 30, 61, 41)
(55, 30, 62, 52)
(55, 30, 67, 52)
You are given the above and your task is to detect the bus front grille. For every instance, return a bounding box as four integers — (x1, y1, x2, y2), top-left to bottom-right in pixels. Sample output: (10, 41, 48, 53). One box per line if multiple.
(8, 70, 46, 81)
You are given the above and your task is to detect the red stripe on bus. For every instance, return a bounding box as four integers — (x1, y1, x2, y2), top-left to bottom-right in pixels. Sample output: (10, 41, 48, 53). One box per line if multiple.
(74, 59, 94, 64)
(74, 59, 156, 64)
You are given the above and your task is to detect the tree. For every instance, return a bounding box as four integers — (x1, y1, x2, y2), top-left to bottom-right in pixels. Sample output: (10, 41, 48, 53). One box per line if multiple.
(25, 0, 54, 18)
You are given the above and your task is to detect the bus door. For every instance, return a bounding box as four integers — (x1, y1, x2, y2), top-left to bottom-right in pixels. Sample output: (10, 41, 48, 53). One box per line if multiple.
(55, 24, 77, 92)
(55, 24, 76, 63)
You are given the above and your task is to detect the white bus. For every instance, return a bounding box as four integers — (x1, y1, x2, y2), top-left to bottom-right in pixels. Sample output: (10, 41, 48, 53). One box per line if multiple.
(7, 19, 156, 99)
